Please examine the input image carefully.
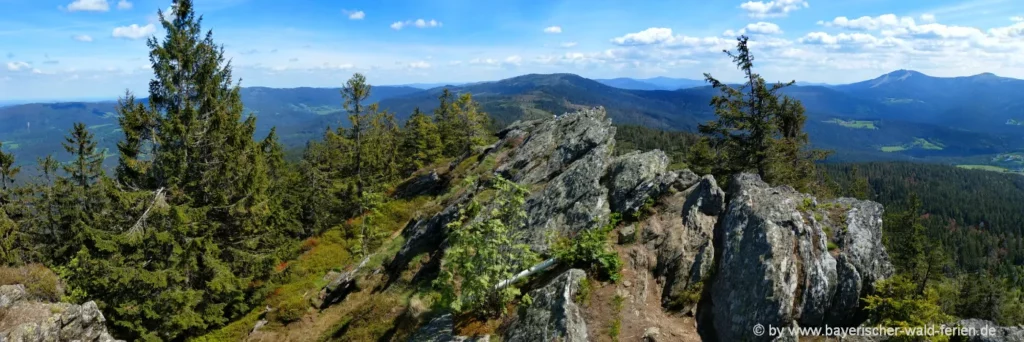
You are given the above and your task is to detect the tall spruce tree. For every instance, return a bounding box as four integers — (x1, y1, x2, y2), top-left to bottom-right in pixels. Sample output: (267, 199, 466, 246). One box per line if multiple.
(62, 123, 105, 188)
(695, 35, 828, 190)
(0, 142, 20, 206)
(400, 107, 443, 172)
(341, 73, 372, 199)
(58, 1, 292, 339)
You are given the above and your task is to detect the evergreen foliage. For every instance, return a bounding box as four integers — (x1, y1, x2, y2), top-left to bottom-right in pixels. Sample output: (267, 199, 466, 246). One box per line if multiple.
(690, 35, 830, 191)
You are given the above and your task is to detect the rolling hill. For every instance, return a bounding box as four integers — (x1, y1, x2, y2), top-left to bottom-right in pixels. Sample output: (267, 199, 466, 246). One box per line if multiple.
(594, 76, 705, 90)
(4, 70, 1024, 169)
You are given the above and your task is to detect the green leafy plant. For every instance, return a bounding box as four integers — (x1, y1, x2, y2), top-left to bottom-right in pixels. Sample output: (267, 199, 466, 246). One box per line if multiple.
(552, 216, 623, 282)
(434, 176, 539, 317)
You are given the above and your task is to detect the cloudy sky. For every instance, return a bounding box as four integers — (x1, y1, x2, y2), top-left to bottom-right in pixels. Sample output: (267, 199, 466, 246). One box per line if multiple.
(1, 0, 1023, 101)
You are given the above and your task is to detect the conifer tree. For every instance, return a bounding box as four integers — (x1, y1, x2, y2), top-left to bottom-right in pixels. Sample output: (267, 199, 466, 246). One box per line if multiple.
(62, 123, 105, 188)
(453, 93, 488, 157)
(434, 88, 459, 156)
(0, 141, 20, 202)
(115, 90, 155, 189)
(400, 107, 443, 172)
(342, 73, 372, 199)
(696, 35, 828, 189)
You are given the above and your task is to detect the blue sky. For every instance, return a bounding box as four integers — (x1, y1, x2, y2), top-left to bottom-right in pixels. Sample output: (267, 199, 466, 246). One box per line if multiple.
(1, 0, 1023, 101)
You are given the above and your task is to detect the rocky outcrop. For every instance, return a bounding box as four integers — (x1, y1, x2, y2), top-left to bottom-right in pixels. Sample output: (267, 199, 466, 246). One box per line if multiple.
(644, 175, 724, 314)
(606, 150, 674, 215)
(0, 285, 122, 342)
(383, 108, 896, 341)
(504, 269, 588, 342)
(957, 319, 1024, 342)
(704, 173, 893, 341)
(496, 108, 616, 251)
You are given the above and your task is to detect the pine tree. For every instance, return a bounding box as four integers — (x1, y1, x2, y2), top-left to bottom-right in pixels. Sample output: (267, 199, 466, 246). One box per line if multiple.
(62, 123, 105, 188)
(0, 141, 20, 203)
(696, 35, 828, 188)
(400, 107, 443, 172)
(454, 93, 488, 157)
(434, 88, 459, 157)
(115, 90, 155, 189)
(341, 73, 372, 199)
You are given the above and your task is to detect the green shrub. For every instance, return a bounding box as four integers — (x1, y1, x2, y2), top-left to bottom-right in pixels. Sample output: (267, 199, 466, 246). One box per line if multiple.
(552, 218, 623, 282)
(435, 176, 539, 317)
(268, 295, 309, 323)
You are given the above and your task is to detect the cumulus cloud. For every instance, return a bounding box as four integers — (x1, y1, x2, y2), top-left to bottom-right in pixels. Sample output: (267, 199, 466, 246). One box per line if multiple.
(819, 14, 984, 39)
(390, 19, 442, 30)
(73, 34, 93, 42)
(112, 23, 155, 39)
(1012, 16, 1024, 22)
(345, 10, 365, 20)
(560, 42, 578, 48)
(544, 26, 562, 34)
(6, 61, 30, 71)
(920, 13, 936, 23)
(65, 0, 109, 12)
(610, 27, 731, 52)
(740, 0, 808, 18)
(726, 22, 783, 36)
(610, 27, 675, 45)
(117, 0, 132, 10)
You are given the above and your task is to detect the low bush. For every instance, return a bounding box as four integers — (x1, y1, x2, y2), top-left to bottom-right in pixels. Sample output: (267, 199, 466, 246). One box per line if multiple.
(0, 263, 63, 301)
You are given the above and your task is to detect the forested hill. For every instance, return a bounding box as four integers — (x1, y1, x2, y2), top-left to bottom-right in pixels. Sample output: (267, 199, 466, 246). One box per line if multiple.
(6, 70, 1024, 171)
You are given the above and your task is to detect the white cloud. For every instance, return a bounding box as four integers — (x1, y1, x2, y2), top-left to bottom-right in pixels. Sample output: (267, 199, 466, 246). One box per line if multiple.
(504, 55, 523, 65)
(1012, 16, 1024, 22)
(734, 22, 784, 35)
(920, 13, 936, 23)
(73, 34, 93, 42)
(408, 61, 431, 69)
(345, 10, 365, 20)
(560, 42, 578, 48)
(112, 23, 156, 39)
(611, 27, 675, 45)
(820, 14, 984, 40)
(6, 61, 30, 71)
(65, 0, 109, 12)
(544, 26, 562, 34)
(469, 58, 498, 65)
(740, 0, 808, 18)
(116, 0, 132, 10)
(390, 19, 442, 30)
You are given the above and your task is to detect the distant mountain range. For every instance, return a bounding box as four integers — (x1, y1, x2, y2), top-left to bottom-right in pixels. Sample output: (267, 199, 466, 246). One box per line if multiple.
(3, 70, 1024, 169)
(593, 77, 706, 91)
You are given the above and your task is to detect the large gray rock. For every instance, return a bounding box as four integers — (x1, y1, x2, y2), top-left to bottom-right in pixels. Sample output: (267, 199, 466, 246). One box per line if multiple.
(957, 319, 1024, 342)
(495, 107, 616, 251)
(504, 269, 588, 342)
(640, 175, 724, 314)
(0, 285, 122, 342)
(607, 150, 672, 214)
(706, 173, 893, 342)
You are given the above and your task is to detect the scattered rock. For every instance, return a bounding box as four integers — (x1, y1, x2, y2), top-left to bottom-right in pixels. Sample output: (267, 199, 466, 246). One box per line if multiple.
(505, 269, 589, 342)
(643, 326, 661, 341)
(618, 224, 637, 244)
(0, 285, 122, 342)
(395, 170, 443, 198)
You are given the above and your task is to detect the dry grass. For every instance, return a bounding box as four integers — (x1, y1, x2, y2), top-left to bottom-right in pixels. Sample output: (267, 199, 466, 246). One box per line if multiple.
(0, 263, 63, 302)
